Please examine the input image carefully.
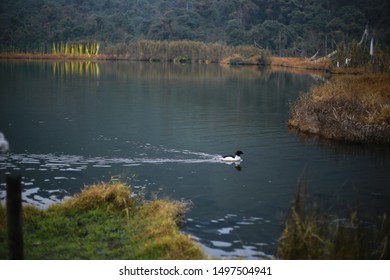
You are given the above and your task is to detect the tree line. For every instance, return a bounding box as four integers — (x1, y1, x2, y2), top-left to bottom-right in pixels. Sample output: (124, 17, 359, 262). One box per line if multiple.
(1, 0, 389, 56)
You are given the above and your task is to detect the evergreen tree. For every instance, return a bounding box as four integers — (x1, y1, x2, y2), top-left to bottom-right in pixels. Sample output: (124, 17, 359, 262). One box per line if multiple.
(0, 0, 389, 52)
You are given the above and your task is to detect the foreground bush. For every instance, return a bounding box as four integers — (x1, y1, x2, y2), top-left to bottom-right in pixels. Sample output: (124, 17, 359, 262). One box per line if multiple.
(277, 182, 390, 259)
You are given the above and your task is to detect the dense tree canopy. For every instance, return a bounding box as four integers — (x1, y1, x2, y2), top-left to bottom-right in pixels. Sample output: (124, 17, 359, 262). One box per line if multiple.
(1, 0, 389, 55)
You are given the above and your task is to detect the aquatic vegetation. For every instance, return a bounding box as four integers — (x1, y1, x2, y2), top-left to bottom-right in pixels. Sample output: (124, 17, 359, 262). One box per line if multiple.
(0, 182, 204, 259)
(288, 74, 390, 143)
(0, 41, 104, 60)
(105, 40, 269, 64)
(277, 181, 390, 259)
(52, 42, 100, 57)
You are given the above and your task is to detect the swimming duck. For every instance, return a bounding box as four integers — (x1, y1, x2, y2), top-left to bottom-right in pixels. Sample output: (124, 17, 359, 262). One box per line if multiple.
(221, 150, 244, 162)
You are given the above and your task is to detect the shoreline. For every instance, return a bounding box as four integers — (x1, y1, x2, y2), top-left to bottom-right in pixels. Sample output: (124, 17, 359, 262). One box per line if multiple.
(0, 52, 107, 61)
(0, 51, 263, 65)
(270, 56, 331, 71)
(0, 52, 375, 74)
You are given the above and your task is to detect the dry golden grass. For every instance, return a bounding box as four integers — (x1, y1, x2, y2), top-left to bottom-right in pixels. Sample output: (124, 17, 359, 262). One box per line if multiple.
(50, 182, 135, 212)
(107, 40, 226, 62)
(289, 74, 390, 143)
(220, 53, 260, 65)
(106, 40, 270, 64)
(129, 199, 203, 259)
(271, 57, 331, 70)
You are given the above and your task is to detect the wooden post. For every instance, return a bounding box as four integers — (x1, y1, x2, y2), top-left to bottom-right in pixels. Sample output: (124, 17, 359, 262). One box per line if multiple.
(6, 175, 24, 260)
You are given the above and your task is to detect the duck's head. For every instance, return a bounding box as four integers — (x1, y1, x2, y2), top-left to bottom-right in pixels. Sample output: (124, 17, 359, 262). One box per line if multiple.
(235, 150, 244, 156)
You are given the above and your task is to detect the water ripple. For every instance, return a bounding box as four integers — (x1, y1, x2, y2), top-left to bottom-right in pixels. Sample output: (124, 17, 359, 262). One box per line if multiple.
(0, 146, 224, 208)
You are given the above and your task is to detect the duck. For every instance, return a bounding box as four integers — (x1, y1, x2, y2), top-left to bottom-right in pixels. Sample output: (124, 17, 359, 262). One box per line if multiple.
(221, 150, 244, 162)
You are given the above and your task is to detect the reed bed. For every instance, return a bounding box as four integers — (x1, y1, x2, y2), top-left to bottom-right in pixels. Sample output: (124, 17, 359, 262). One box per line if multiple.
(277, 181, 390, 259)
(289, 74, 390, 143)
(106, 40, 269, 64)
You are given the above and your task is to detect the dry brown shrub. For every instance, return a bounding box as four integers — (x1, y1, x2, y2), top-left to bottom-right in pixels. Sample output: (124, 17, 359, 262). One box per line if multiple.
(289, 74, 390, 143)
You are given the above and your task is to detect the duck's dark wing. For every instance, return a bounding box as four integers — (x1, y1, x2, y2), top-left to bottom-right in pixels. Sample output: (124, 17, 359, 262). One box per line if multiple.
(223, 154, 234, 158)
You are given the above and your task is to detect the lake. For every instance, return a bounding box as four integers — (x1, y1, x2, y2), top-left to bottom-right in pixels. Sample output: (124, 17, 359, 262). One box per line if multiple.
(0, 61, 389, 259)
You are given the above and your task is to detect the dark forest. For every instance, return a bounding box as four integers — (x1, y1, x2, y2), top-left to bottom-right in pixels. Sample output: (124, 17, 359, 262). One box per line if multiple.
(1, 0, 389, 55)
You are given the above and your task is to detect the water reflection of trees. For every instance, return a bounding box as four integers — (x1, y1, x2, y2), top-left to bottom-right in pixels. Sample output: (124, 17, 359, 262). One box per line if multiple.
(98, 61, 324, 83)
(101, 62, 266, 82)
(45, 60, 328, 84)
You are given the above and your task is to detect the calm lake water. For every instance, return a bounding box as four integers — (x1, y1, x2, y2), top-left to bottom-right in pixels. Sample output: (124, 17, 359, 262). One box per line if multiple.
(1, 61, 389, 259)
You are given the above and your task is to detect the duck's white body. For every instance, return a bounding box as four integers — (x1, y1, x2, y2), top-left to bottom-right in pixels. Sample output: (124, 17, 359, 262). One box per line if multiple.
(221, 151, 244, 162)
(222, 155, 242, 162)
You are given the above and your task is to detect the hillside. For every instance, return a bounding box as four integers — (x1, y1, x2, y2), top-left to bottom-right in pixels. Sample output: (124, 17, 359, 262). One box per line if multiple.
(1, 0, 389, 55)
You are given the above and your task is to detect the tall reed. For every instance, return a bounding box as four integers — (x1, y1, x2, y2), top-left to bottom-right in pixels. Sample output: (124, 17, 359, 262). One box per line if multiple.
(277, 180, 390, 259)
(51, 42, 100, 56)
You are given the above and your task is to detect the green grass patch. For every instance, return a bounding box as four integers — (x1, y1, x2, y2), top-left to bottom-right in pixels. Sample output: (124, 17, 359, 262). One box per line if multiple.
(0, 182, 204, 259)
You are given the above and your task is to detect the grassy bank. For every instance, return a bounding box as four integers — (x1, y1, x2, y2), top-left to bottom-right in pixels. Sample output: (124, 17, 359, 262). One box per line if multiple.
(0, 182, 204, 259)
(277, 181, 390, 259)
(2, 180, 389, 259)
(288, 74, 390, 143)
